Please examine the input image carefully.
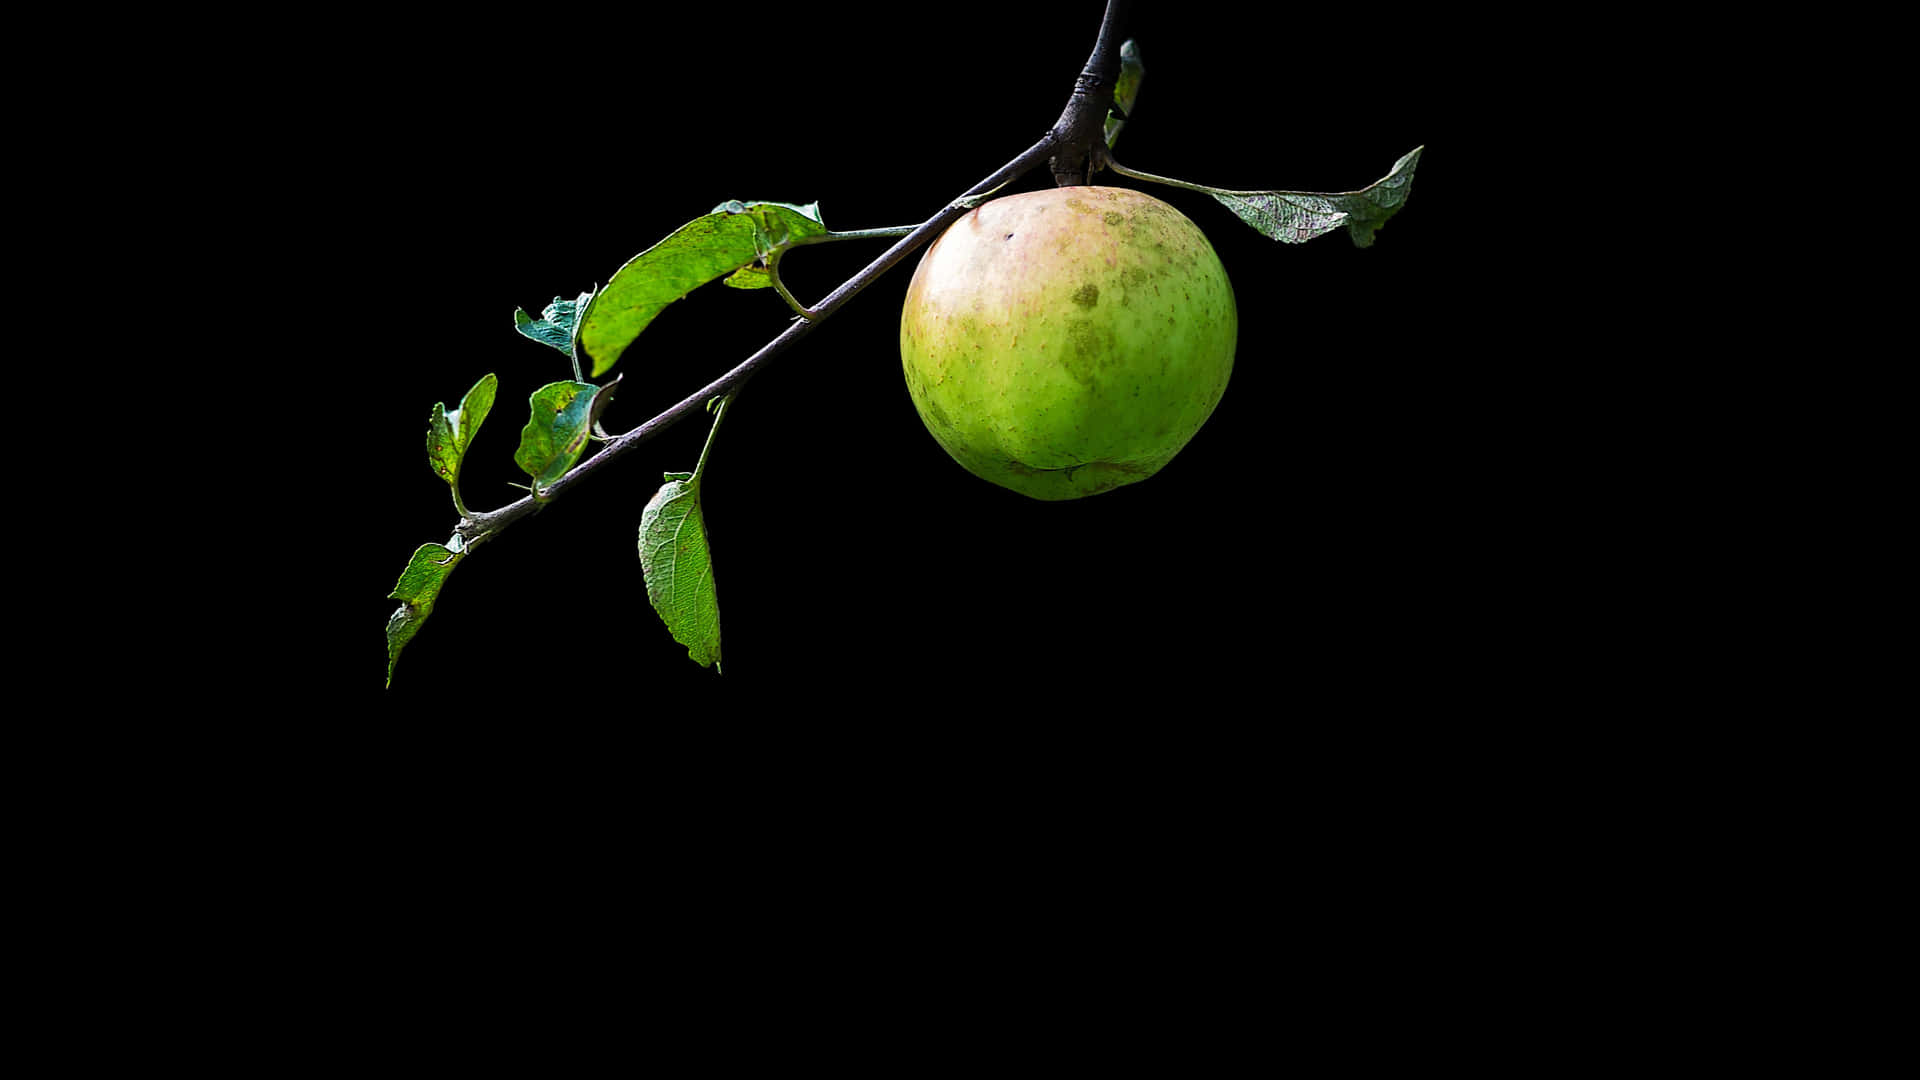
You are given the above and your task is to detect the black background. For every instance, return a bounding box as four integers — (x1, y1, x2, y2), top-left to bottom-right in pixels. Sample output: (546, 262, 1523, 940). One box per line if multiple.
(201, 2, 1645, 1025)
(54, 7, 1780, 1039)
(332, 4, 1538, 725)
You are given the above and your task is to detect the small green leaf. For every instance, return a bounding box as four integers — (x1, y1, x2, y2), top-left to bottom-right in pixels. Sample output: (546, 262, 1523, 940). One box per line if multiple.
(513, 293, 590, 355)
(1210, 146, 1423, 247)
(1105, 39, 1144, 149)
(426, 373, 498, 517)
(579, 201, 830, 376)
(514, 377, 620, 494)
(723, 264, 774, 289)
(638, 474, 721, 670)
(385, 540, 465, 688)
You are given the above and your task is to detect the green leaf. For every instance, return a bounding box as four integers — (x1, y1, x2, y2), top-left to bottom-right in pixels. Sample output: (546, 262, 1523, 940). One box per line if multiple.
(578, 200, 830, 376)
(385, 539, 466, 688)
(722, 264, 773, 289)
(1210, 145, 1423, 247)
(426, 373, 498, 517)
(637, 395, 733, 671)
(513, 377, 620, 494)
(1105, 39, 1144, 149)
(638, 473, 721, 670)
(513, 293, 591, 355)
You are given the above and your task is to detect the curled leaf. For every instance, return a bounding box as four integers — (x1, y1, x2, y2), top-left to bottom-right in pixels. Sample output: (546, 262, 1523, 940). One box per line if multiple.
(513, 292, 592, 355)
(513, 377, 620, 494)
(385, 540, 465, 688)
(1109, 145, 1422, 247)
(426, 373, 498, 517)
(1210, 146, 1423, 247)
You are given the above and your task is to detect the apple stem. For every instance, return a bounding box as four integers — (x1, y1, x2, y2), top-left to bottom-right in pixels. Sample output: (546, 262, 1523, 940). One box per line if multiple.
(1048, 0, 1135, 187)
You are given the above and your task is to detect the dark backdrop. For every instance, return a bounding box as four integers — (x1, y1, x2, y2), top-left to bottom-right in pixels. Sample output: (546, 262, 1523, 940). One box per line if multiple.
(338, 4, 1528, 726)
(245, 4, 1615, 1020)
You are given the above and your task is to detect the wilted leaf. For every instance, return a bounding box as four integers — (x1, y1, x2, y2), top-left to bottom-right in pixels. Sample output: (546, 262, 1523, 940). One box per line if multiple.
(385, 539, 465, 687)
(513, 292, 591, 355)
(1210, 146, 1423, 247)
(1211, 191, 1350, 244)
(426, 373, 497, 517)
(578, 200, 829, 376)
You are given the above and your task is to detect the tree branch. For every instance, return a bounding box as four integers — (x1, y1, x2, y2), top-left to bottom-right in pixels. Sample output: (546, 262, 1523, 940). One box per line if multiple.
(455, 1, 1131, 548)
(1049, 0, 1134, 186)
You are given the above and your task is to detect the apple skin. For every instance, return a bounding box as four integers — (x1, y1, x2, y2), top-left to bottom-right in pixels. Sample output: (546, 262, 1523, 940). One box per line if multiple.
(900, 186, 1236, 501)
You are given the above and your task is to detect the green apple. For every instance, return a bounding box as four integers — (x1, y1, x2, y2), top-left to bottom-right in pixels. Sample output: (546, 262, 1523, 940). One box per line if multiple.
(900, 186, 1236, 501)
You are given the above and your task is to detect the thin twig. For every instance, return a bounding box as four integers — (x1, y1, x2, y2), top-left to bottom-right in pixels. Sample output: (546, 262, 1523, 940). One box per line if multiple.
(455, 1, 1131, 547)
(457, 137, 1058, 543)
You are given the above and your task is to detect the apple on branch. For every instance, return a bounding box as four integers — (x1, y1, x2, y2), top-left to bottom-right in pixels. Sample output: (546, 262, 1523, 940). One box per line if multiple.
(899, 187, 1236, 501)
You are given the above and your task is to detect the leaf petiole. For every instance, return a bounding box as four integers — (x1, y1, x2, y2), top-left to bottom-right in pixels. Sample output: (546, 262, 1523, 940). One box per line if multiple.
(693, 393, 733, 482)
(764, 252, 818, 321)
(764, 227, 920, 319)
(1102, 158, 1217, 195)
(792, 226, 918, 244)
